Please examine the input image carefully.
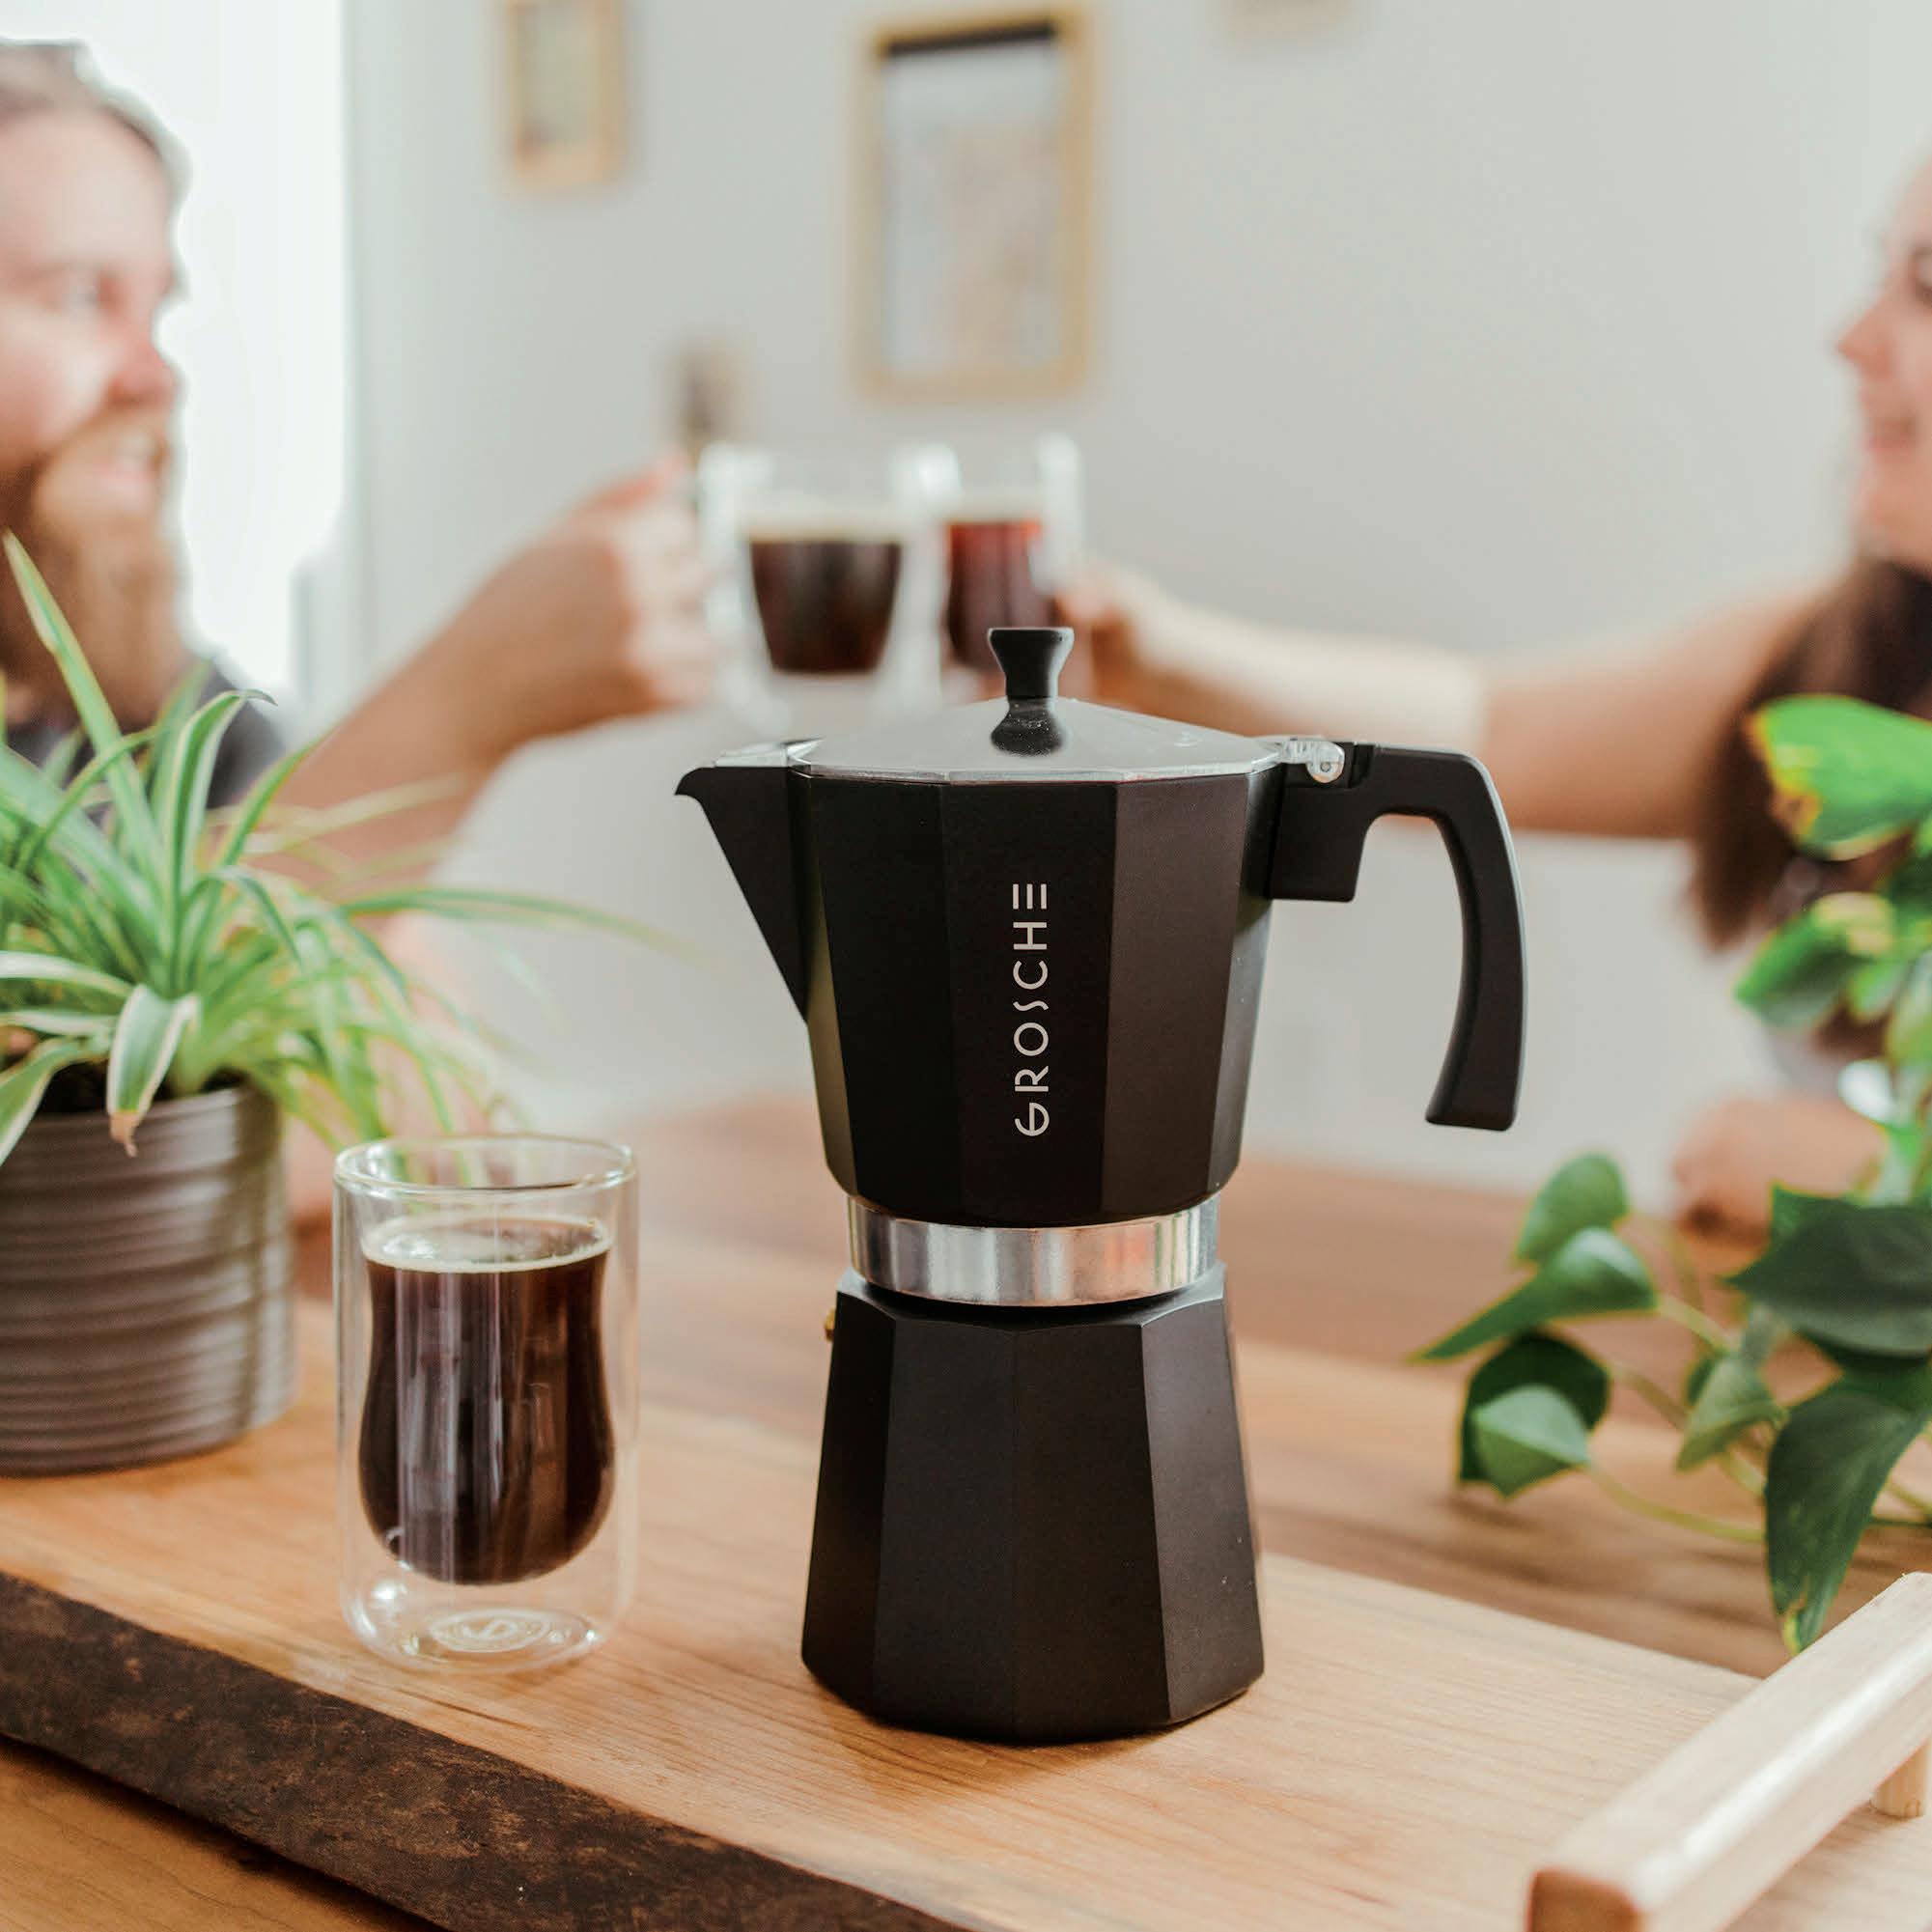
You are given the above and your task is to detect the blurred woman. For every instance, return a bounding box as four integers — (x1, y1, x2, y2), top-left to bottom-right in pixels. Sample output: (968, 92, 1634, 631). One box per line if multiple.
(1072, 154, 1932, 1235)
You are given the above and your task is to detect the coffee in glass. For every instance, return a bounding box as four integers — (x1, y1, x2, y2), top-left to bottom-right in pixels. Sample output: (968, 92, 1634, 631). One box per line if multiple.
(696, 444, 947, 729)
(929, 436, 1083, 679)
(943, 502, 1058, 674)
(356, 1214, 614, 1587)
(746, 512, 906, 676)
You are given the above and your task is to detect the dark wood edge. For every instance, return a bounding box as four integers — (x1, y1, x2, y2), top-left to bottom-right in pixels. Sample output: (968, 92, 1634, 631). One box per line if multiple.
(0, 1573, 973, 1932)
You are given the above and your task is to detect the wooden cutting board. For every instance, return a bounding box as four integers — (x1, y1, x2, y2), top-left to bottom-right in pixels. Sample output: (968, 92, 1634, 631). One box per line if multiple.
(1, 1304, 1929, 1932)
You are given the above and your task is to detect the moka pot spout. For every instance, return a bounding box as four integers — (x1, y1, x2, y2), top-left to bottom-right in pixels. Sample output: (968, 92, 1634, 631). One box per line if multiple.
(676, 745, 808, 1014)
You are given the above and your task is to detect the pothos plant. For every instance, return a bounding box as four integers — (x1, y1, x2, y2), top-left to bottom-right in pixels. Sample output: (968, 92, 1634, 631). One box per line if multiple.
(1423, 692, 1932, 1650)
(0, 534, 660, 1162)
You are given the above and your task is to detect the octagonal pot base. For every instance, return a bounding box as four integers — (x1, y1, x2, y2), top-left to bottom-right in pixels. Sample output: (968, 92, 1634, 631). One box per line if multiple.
(801, 1268, 1264, 1743)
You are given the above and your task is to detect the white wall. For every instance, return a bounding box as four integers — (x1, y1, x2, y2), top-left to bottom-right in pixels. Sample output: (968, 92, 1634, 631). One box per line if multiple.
(341, 0, 1932, 1196)
(9, 0, 349, 703)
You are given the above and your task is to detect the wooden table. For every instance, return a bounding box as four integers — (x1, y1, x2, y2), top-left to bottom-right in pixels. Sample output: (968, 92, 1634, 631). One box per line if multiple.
(4, 1094, 1923, 1929)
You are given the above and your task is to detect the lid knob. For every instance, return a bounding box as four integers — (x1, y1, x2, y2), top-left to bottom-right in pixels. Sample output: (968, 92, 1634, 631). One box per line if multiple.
(990, 627, 1074, 703)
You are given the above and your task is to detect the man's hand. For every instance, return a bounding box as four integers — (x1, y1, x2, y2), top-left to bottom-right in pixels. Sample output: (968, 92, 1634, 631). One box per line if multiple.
(1670, 1092, 1884, 1236)
(274, 454, 717, 873)
(416, 456, 716, 769)
(1058, 561, 1183, 714)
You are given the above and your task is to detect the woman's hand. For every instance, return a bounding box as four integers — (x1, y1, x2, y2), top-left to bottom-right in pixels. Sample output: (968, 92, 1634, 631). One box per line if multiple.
(1059, 563, 1268, 731)
(1061, 562, 1195, 714)
(419, 456, 717, 768)
(1059, 559, 1489, 748)
(1669, 1092, 1884, 1236)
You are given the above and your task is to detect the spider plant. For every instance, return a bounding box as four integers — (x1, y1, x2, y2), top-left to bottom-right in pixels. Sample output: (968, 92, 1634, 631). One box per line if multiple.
(0, 534, 661, 1163)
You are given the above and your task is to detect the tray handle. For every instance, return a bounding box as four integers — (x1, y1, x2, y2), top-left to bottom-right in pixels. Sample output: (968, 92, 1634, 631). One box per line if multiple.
(1528, 1572, 1932, 1931)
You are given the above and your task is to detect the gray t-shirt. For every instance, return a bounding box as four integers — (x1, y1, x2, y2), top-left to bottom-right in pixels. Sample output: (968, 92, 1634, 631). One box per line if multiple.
(5, 658, 286, 808)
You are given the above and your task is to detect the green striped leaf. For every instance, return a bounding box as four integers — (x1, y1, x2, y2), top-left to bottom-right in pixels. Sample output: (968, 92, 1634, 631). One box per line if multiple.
(0, 1036, 98, 1166)
(338, 882, 704, 958)
(202, 737, 319, 875)
(105, 986, 199, 1148)
(0, 951, 131, 1003)
(3, 536, 163, 879)
(14, 722, 160, 877)
(0, 740, 151, 913)
(0, 1007, 116, 1040)
(143, 672, 212, 807)
(35, 725, 84, 791)
(153, 687, 267, 968)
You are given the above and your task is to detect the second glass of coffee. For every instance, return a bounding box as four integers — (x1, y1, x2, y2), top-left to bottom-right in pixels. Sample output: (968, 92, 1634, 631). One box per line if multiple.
(936, 434, 1083, 681)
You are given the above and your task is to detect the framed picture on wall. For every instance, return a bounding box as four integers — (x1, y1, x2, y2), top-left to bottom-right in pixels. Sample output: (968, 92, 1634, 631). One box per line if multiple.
(502, 0, 626, 190)
(855, 7, 1093, 399)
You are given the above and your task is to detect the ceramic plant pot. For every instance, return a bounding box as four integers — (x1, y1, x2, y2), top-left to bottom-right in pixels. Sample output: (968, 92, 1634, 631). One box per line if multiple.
(0, 1080, 296, 1474)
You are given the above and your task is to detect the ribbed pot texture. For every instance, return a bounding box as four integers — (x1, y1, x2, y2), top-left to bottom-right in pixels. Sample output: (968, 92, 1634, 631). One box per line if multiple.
(0, 1080, 296, 1474)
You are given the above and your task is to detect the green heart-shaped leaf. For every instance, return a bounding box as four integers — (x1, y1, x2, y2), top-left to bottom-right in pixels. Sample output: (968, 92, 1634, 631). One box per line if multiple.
(1751, 695, 1932, 856)
(1458, 1332, 1609, 1490)
(1677, 1354, 1784, 1470)
(1769, 1186, 1850, 1243)
(1809, 892, 1896, 956)
(1888, 956, 1932, 1067)
(1733, 908, 1858, 1030)
(1469, 1386, 1594, 1498)
(1765, 1364, 1932, 1648)
(1731, 1202, 1932, 1358)
(1416, 1228, 1657, 1362)
(1847, 955, 1913, 1023)
(1683, 1351, 1717, 1407)
(1513, 1153, 1629, 1265)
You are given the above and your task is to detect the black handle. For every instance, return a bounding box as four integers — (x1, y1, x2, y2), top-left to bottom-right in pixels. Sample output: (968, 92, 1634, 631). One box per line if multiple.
(1268, 744, 1526, 1131)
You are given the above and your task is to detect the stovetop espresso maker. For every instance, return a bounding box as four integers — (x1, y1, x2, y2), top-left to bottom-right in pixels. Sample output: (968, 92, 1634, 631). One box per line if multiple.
(681, 627, 1526, 1742)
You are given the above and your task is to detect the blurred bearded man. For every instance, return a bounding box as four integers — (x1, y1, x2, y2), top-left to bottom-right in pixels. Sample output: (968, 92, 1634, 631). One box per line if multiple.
(0, 405, 251, 773)
(0, 42, 715, 853)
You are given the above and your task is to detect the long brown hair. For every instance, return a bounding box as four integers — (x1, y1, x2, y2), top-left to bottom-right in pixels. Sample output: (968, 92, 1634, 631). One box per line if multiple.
(1691, 556, 1932, 945)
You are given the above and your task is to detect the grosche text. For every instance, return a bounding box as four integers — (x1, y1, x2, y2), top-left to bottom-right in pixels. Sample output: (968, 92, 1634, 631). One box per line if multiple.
(1011, 882, 1050, 1136)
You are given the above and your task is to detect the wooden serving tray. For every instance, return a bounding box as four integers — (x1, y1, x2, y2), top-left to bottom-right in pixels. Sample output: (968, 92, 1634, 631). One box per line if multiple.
(2, 1304, 1930, 1932)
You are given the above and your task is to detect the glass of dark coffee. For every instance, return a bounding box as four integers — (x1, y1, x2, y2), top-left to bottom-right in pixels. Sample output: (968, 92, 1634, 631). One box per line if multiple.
(697, 444, 947, 732)
(334, 1135, 638, 1671)
(931, 434, 1083, 685)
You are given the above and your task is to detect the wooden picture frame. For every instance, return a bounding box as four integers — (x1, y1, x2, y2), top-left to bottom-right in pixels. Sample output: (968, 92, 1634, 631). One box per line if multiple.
(854, 6, 1094, 400)
(502, 0, 626, 191)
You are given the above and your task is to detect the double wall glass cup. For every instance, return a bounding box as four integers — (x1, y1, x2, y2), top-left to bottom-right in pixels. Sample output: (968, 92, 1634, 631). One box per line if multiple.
(930, 433, 1083, 685)
(697, 443, 949, 731)
(334, 1135, 639, 1672)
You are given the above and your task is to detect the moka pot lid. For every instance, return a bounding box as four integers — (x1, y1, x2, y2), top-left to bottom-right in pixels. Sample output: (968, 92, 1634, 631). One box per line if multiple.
(788, 628, 1274, 783)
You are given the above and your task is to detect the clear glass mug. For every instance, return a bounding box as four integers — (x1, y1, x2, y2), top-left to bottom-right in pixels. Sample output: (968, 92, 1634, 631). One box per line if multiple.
(333, 1136, 639, 1671)
(696, 442, 951, 732)
(928, 433, 1084, 686)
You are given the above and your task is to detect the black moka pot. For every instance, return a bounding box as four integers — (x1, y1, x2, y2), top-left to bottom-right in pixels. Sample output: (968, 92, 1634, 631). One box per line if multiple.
(680, 628, 1526, 1742)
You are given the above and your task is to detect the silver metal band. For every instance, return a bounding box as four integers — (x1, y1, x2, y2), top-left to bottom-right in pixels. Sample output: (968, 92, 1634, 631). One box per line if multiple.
(848, 1196, 1220, 1307)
